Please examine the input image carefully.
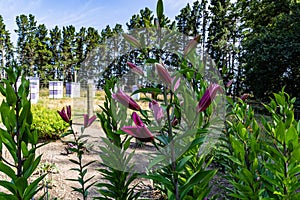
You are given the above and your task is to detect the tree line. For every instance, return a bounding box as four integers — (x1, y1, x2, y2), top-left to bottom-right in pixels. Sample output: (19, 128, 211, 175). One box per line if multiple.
(0, 0, 299, 100)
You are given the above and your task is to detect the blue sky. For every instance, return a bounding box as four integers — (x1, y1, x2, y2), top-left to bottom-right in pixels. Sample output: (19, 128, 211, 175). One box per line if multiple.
(0, 0, 195, 43)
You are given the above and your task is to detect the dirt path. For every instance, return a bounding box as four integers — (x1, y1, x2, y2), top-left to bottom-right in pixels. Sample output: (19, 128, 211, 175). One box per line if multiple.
(35, 123, 104, 199)
(34, 123, 157, 199)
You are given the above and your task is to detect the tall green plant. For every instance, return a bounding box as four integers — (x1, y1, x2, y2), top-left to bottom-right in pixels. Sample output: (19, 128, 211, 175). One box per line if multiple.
(96, 78, 140, 199)
(261, 90, 300, 199)
(221, 90, 300, 199)
(58, 105, 97, 200)
(221, 97, 262, 199)
(0, 66, 46, 199)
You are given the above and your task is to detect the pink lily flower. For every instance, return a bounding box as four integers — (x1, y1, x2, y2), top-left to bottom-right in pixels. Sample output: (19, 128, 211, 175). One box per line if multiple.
(183, 35, 200, 57)
(197, 84, 222, 113)
(155, 63, 172, 86)
(127, 62, 144, 76)
(149, 100, 164, 123)
(112, 89, 141, 111)
(121, 112, 154, 142)
(83, 114, 97, 128)
(57, 105, 72, 123)
(240, 93, 250, 101)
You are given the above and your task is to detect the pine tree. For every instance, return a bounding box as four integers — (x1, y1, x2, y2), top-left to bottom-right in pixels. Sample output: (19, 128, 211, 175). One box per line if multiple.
(49, 26, 62, 80)
(240, 0, 300, 99)
(35, 24, 52, 86)
(207, 0, 239, 95)
(0, 15, 13, 79)
(60, 25, 76, 82)
(15, 14, 37, 76)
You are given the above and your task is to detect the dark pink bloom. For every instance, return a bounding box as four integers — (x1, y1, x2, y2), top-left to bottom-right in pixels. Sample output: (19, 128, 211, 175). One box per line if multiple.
(127, 62, 144, 76)
(156, 63, 172, 86)
(83, 114, 97, 128)
(196, 84, 222, 113)
(240, 93, 250, 101)
(121, 112, 154, 142)
(132, 111, 143, 126)
(149, 100, 164, 123)
(58, 106, 72, 123)
(183, 35, 200, 57)
(112, 89, 141, 111)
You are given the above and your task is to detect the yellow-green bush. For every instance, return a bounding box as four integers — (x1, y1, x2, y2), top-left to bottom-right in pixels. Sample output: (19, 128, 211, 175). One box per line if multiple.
(32, 105, 69, 139)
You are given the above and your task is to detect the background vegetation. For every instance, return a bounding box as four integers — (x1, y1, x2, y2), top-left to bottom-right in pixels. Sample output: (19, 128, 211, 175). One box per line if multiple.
(0, 0, 299, 101)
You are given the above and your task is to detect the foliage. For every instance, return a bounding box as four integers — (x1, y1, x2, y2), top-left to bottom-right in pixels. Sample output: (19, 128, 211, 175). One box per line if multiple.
(221, 97, 263, 199)
(31, 105, 69, 140)
(0, 65, 46, 199)
(261, 90, 300, 199)
(95, 138, 140, 200)
(220, 90, 300, 199)
(96, 78, 140, 199)
(240, 0, 300, 99)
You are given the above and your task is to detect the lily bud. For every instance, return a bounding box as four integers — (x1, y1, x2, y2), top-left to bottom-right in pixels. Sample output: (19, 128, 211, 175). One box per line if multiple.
(83, 114, 97, 128)
(58, 106, 72, 123)
(149, 100, 164, 123)
(240, 93, 250, 101)
(183, 35, 200, 57)
(122, 33, 141, 48)
(112, 89, 141, 111)
(197, 84, 222, 113)
(127, 62, 144, 76)
(155, 63, 172, 86)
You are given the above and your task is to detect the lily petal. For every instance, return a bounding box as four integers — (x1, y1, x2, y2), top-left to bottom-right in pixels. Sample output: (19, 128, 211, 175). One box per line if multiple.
(132, 112, 144, 127)
(121, 126, 154, 142)
(57, 107, 70, 123)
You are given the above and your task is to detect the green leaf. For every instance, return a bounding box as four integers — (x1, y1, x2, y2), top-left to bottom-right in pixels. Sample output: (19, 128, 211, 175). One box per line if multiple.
(274, 93, 284, 106)
(0, 180, 17, 194)
(15, 177, 28, 195)
(275, 121, 285, 143)
(148, 155, 167, 169)
(0, 162, 17, 181)
(156, 0, 164, 21)
(5, 82, 17, 106)
(176, 155, 192, 171)
(69, 159, 80, 165)
(21, 141, 29, 157)
(0, 84, 6, 96)
(140, 174, 173, 190)
(131, 87, 162, 96)
(24, 174, 46, 199)
(180, 170, 217, 199)
(24, 155, 42, 179)
(286, 126, 298, 148)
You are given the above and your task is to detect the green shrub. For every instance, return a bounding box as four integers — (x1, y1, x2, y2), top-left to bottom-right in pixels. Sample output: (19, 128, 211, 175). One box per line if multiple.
(220, 90, 300, 199)
(32, 105, 69, 139)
